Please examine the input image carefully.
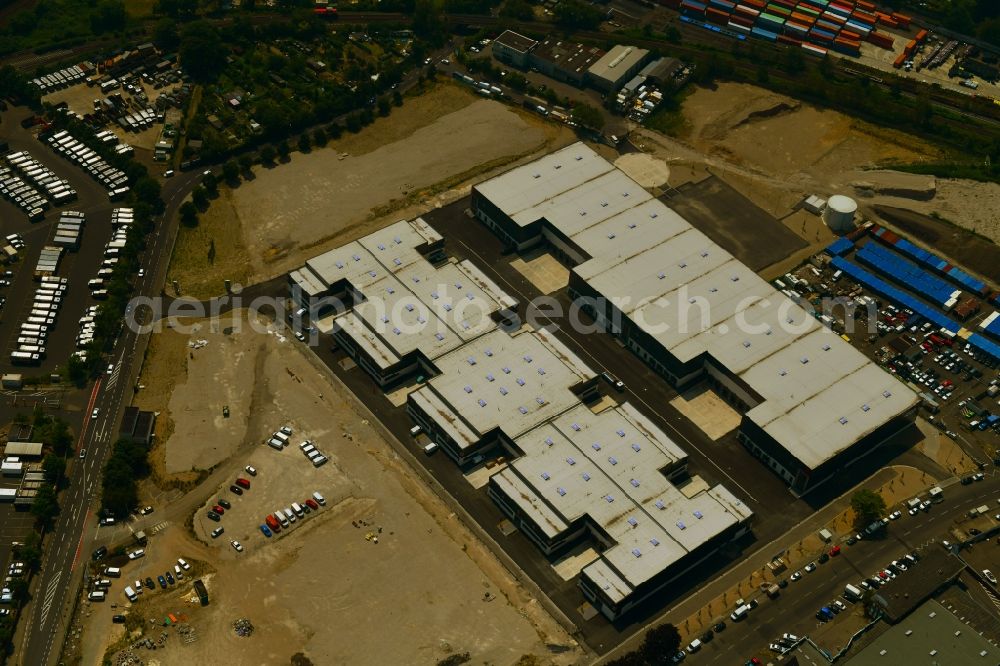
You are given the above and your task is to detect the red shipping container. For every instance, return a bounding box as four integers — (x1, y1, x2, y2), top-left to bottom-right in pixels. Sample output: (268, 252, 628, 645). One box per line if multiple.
(893, 52, 906, 68)
(829, 1, 852, 13)
(841, 29, 861, 40)
(735, 4, 760, 17)
(729, 13, 754, 26)
(778, 34, 802, 45)
(706, 6, 729, 23)
(791, 11, 816, 24)
(891, 11, 911, 27)
(867, 31, 894, 49)
(835, 36, 860, 47)
(855, 0, 876, 11)
(915, 28, 928, 42)
(904, 38, 917, 55)
(770, 0, 795, 8)
(743, 0, 766, 8)
(852, 9, 876, 24)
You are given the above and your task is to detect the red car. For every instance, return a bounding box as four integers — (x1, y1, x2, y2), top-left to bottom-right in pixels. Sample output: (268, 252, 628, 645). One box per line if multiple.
(235, 478, 251, 490)
(213, 505, 225, 515)
(829, 545, 841, 557)
(305, 499, 319, 511)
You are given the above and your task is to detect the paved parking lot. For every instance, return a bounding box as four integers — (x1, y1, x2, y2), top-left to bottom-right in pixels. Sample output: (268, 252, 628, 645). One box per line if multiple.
(0, 108, 119, 373)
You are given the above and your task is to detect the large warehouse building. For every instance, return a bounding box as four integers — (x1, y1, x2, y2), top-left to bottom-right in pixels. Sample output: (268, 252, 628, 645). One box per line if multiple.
(292, 221, 754, 621)
(406, 325, 752, 621)
(471, 142, 918, 495)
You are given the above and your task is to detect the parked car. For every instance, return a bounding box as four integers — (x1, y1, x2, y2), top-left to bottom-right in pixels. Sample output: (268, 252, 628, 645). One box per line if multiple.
(218, 499, 231, 510)
(144, 577, 155, 590)
(207, 511, 221, 522)
(984, 569, 998, 585)
(157, 575, 167, 589)
(245, 465, 257, 476)
(210, 526, 224, 539)
(165, 572, 174, 585)
(804, 562, 817, 573)
(235, 478, 250, 489)
(229, 485, 243, 495)
(127, 549, 145, 560)
(260, 524, 272, 537)
(231, 540, 243, 552)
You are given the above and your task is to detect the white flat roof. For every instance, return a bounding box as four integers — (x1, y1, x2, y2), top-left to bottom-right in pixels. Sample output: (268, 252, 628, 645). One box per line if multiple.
(474, 142, 918, 471)
(497, 401, 751, 600)
(411, 326, 596, 448)
(301, 219, 517, 372)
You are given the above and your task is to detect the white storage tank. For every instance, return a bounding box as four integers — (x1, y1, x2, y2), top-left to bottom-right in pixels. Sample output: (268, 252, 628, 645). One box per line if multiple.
(824, 195, 857, 233)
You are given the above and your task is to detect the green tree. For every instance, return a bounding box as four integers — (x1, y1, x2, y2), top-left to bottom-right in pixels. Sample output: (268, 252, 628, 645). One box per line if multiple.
(153, 18, 180, 50)
(42, 454, 66, 487)
(91, 0, 126, 33)
(30, 484, 59, 527)
(191, 186, 208, 209)
(851, 489, 887, 528)
(16, 532, 41, 572)
(312, 127, 327, 147)
(297, 133, 311, 153)
(500, 0, 534, 20)
(65, 354, 88, 386)
(756, 64, 770, 84)
(392, 90, 403, 107)
(202, 171, 218, 195)
(639, 623, 681, 664)
(277, 140, 290, 161)
(377, 96, 391, 116)
(413, 0, 445, 42)
(238, 154, 254, 174)
(259, 144, 277, 164)
(179, 201, 199, 227)
(327, 123, 343, 139)
(571, 103, 605, 131)
(179, 21, 228, 83)
(222, 159, 240, 182)
(554, 0, 603, 29)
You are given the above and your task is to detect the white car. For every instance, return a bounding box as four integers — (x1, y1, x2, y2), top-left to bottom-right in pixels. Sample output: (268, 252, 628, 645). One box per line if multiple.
(91, 407, 100, 419)
(163, 169, 174, 178)
(889, 510, 902, 520)
(245, 465, 257, 476)
(127, 549, 145, 560)
(804, 562, 817, 573)
(231, 540, 243, 552)
(106, 363, 114, 375)
(790, 571, 802, 581)
(138, 268, 145, 278)
(984, 569, 998, 585)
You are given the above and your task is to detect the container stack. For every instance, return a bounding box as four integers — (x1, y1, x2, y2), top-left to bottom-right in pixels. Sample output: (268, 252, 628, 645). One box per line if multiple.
(678, 0, 898, 56)
(870, 225, 989, 296)
(855, 242, 962, 310)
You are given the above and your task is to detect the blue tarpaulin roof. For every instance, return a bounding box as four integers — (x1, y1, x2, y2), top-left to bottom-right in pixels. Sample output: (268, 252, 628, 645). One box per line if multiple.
(856, 243, 958, 307)
(825, 238, 854, 257)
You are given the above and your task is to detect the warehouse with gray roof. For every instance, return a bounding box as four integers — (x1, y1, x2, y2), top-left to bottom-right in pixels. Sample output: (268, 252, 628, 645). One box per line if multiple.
(292, 220, 754, 621)
(471, 142, 918, 495)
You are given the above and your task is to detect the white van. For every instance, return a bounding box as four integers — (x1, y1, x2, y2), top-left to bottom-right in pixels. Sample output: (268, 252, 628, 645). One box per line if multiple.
(285, 507, 296, 523)
(301, 444, 316, 455)
(313, 491, 325, 506)
(423, 442, 439, 455)
(291, 503, 303, 516)
(104, 566, 121, 578)
(272, 431, 289, 444)
(275, 510, 289, 527)
(686, 638, 702, 654)
(88, 590, 106, 601)
(124, 586, 137, 602)
(267, 438, 284, 450)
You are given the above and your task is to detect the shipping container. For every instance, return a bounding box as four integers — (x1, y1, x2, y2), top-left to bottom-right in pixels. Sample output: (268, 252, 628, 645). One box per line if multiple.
(893, 52, 907, 68)
(891, 11, 911, 27)
(801, 42, 828, 56)
(730, 14, 754, 27)
(867, 30, 894, 49)
(790, 11, 816, 24)
(810, 26, 836, 41)
(728, 20, 752, 32)
(706, 6, 729, 23)
(735, 4, 760, 17)
(915, 28, 928, 42)
(751, 26, 779, 40)
(777, 33, 802, 45)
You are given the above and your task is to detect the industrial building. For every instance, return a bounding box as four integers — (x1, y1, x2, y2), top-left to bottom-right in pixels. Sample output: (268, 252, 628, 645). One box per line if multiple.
(530, 38, 605, 87)
(471, 142, 918, 495)
(586, 45, 652, 93)
(119, 407, 156, 445)
(292, 222, 753, 621)
(492, 30, 538, 69)
(405, 324, 752, 620)
(290, 218, 516, 388)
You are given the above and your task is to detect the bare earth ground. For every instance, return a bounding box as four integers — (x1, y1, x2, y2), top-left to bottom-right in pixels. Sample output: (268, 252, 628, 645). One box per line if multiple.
(634, 82, 998, 279)
(79, 311, 583, 666)
(168, 84, 573, 299)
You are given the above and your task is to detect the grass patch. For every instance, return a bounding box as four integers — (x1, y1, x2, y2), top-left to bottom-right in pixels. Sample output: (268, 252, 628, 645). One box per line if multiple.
(893, 161, 999, 184)
(644, 88, 692, 138)
(123, 0, 156, 18)
(166, 189, 252, 300)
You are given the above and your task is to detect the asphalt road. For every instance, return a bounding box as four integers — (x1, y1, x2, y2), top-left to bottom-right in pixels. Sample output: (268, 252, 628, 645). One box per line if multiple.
(15, 166, 200, 666)
(633, 472, 1000, 665)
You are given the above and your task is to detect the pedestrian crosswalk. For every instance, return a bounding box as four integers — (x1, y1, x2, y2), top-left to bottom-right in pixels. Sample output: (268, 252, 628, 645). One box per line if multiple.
(150, 521, 170, 534)
(105, 362, 122, 390)
(37, 571, 62, 628)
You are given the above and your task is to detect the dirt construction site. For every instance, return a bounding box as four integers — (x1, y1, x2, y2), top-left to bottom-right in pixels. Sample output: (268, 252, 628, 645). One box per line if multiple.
(72, 310, 583, 666)
(634, 81, 1000, 278)
(168, 84, 574, 299)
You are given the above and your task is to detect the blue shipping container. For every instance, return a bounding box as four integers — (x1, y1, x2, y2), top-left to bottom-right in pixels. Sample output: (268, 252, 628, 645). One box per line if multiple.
(751, 26, 779, 41)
